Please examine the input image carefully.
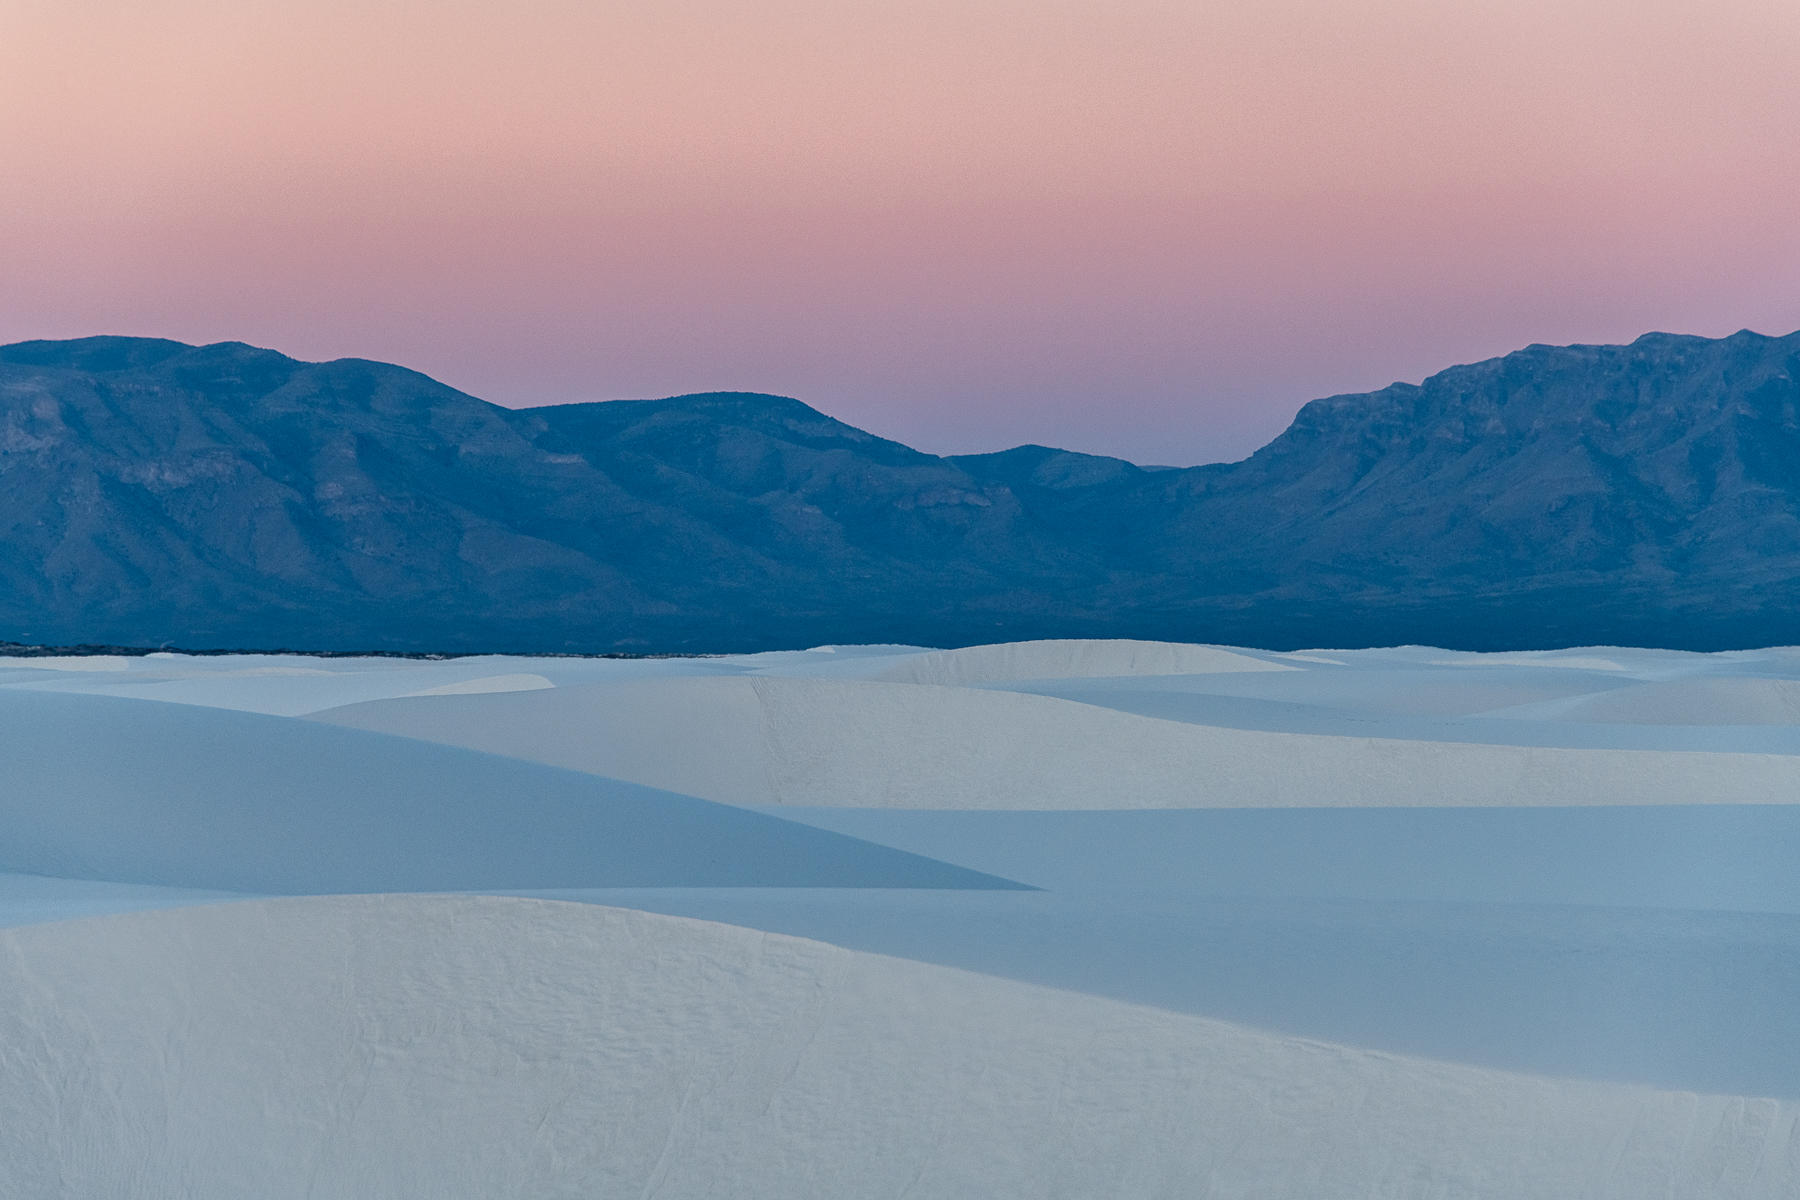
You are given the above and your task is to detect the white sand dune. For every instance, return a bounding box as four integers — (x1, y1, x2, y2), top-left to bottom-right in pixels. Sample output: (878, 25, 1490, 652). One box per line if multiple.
(0, 688, 1014, 892)
(1, 893, 1792, 1200)
(0, 654, 133, 671)
(0, 652, 701, 716)
(873, 637, 1295, 685)
(1419, 648, 1727, 673)
(315, 673, 1800, 808)
(6, 637, 1800, 1196)
(1029, 661, 1643, 719)
(401, 671, 555, 697)
(521, 886, 1800, 1099)
(0, 870, 242, 928)
(1487, 676, 1800, 725)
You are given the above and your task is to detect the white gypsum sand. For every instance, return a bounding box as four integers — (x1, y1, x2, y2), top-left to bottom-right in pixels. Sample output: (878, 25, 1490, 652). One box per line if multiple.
(312, 673, 1800, 808)
(1, 894, 1794, 1200)
(4, 639, 1800, 1195)
(870, 637, 1297, 685)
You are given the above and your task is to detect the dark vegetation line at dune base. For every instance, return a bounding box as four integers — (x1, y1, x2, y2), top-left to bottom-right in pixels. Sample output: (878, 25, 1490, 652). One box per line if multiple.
(1, 330, 1797, 655)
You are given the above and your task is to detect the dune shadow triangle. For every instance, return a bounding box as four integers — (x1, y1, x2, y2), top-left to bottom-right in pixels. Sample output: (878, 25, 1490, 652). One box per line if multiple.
(0, 690, 1031, 894)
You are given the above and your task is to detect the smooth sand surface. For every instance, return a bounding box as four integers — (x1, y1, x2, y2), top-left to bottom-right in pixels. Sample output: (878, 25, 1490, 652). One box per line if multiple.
(3, 894, 1795, 1200)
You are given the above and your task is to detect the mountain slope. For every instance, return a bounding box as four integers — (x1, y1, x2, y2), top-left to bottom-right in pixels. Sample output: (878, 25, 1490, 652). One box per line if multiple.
(1, 330, 1797, 651)
(1129, 330, 1800, 645)
(0, 340, 1099, 649)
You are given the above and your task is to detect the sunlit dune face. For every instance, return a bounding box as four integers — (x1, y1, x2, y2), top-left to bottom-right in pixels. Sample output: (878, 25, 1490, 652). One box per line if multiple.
(3, 0, 1797, 462)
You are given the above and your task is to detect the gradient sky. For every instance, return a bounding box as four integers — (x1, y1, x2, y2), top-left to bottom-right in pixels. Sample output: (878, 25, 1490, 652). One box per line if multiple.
(3, 1, 1797, 464)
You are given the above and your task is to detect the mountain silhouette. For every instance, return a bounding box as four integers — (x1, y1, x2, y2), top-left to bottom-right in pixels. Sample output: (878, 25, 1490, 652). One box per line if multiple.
(2, 330, 1796, 652)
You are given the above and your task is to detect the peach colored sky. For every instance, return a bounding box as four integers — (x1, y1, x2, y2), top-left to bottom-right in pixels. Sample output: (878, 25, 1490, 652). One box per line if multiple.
(3, 0, 1797, 463)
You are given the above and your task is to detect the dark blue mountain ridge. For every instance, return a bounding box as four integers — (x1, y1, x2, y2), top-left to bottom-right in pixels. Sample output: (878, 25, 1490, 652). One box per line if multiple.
(1, 329, 1796, 652)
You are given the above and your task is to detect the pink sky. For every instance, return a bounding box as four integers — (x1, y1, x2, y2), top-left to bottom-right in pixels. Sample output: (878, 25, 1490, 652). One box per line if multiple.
(3, 0, 1797, 463)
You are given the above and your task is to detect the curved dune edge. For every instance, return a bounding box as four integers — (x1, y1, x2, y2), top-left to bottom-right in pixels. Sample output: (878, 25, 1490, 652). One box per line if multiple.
(1499, 676, 1800, 726)
(401, 672, 556, 698)
(315, 674, 1800, 808)
(0, 689, 1019, 891)
(873, 638, 1295, 685)
(0, 894, 1792, 1200)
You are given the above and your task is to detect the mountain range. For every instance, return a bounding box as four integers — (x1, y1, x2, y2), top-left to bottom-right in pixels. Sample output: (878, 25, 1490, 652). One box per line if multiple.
(1, 329, 1797, 653)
